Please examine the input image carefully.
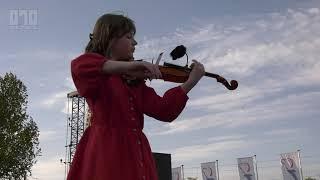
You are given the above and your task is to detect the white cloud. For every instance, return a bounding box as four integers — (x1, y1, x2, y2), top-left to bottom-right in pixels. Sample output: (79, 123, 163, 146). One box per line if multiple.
(188, 86, 260, 111)
(41, 91, 69, 107)
(170, 140, 247, 164)
(150, 90, 319, 135)
(264, 128, 301, 136)
(308, 8, 319, 14)
(64, 77, 76, 90)
(39, 77, 76, 113)
(39, 130, 59, 142)
(30, 156, 65, 180)
(207, 134, 247, 142)
(62, 100, 71, 115)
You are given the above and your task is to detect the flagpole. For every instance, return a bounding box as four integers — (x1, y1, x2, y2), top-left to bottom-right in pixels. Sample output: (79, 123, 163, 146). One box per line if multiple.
(254, 155, 259, 180)
(216, 160, 220, 180)
(297, 150, 303, 180)
(181, 164, 184, 180)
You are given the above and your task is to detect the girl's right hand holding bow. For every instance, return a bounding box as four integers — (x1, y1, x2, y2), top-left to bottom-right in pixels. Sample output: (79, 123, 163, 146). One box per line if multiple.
(127, 61, 162, 80)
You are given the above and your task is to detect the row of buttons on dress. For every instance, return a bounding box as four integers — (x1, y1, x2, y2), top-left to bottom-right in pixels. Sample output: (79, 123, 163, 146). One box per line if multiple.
(129, 96, 135, 121)
(129, 95, 145, 180)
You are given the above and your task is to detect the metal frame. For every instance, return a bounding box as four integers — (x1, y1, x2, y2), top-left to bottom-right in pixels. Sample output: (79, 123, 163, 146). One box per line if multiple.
(63, 91, 86, 179)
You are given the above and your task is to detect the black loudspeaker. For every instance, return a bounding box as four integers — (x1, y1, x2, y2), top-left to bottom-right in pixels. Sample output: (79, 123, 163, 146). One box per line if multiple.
(152, 152, 172, 180)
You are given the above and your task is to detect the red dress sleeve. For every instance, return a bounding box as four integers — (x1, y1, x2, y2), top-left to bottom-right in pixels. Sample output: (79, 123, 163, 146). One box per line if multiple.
(142, 85, 189, 122)
(71, 53, 107, 98)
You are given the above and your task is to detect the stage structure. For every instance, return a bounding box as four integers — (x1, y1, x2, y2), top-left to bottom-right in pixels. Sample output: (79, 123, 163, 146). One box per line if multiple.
(63, 91, 90, 178)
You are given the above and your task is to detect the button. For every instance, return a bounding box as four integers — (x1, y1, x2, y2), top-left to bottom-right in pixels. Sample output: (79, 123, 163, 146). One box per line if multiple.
(130, 107, 134, 110)
(132, 128, 137, 131)
(138, 141, 141, 145)
(140, 162, 143, 167)
(142, 176, 146, 180)
(131, 117, 135, 121)
(129, 97, 133, 101)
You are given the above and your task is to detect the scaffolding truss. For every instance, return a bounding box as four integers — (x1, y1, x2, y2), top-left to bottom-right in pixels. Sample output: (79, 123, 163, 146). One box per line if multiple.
(63, 91, 87, 178)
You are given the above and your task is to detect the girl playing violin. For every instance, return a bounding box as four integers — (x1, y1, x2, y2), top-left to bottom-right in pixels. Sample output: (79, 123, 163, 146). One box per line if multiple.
(68, 13, 205, 180)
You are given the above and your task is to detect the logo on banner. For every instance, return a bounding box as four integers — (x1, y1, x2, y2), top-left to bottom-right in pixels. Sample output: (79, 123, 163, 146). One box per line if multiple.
(202, 167, 215, 180)
(201, 161, 217, 180)
(237, 157, 256, 180)
(281, 157, 298, 180)
(238, 162, 253, 180)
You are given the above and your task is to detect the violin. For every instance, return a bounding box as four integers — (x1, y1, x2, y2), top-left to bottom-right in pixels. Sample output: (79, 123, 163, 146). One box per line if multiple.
(157, 61, 238, 90)
(123, 45, 238, 90)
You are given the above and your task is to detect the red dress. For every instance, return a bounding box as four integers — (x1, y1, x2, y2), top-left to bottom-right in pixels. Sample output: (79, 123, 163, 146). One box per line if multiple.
(67, 53, 189, 180)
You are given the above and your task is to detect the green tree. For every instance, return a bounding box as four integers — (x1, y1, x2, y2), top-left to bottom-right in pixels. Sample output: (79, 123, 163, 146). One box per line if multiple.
(0, 73, 41, 179)
(186, 177, 198, 180)
(305, 177, 316, 180)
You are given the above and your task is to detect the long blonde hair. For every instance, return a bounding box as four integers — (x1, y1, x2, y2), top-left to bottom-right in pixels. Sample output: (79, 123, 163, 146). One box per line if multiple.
(85, 13, 136, 57)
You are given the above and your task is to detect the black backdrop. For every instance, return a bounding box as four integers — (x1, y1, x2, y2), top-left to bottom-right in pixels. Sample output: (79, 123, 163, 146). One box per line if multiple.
(152, 152, 172, 180)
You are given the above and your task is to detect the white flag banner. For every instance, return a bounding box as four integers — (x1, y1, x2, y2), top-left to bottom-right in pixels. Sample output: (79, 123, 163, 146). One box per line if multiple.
(237, 157, 256, 180)
(201, 161, 217, 180)
(172, 167, 182, 180)
(280, 151, 301, 180)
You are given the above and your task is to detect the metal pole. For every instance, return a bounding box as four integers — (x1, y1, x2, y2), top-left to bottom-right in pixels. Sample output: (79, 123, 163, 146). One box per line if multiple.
(216, 160, 220, 180)
(297, 150, 303, 180)
(181, 165, 184, 180)
(254, 155, 259, 180)
(64, 98, 70, 180)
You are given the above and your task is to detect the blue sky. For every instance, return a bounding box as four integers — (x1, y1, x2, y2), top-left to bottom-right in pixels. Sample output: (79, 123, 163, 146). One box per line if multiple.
(1, 0, 320, 179)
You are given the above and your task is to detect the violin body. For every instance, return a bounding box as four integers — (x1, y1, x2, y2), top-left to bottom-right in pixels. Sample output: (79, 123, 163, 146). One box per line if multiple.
(159, 65, 189, 83)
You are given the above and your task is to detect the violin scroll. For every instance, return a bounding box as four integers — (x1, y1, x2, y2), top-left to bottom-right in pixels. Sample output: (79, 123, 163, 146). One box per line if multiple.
(216, 76, 238, 90)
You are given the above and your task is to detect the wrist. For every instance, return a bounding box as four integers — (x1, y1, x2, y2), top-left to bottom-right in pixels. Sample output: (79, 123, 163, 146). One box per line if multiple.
(186, 77, 199, 85)
(130, 61, 143, 71)
(181, 79, 197, 94)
